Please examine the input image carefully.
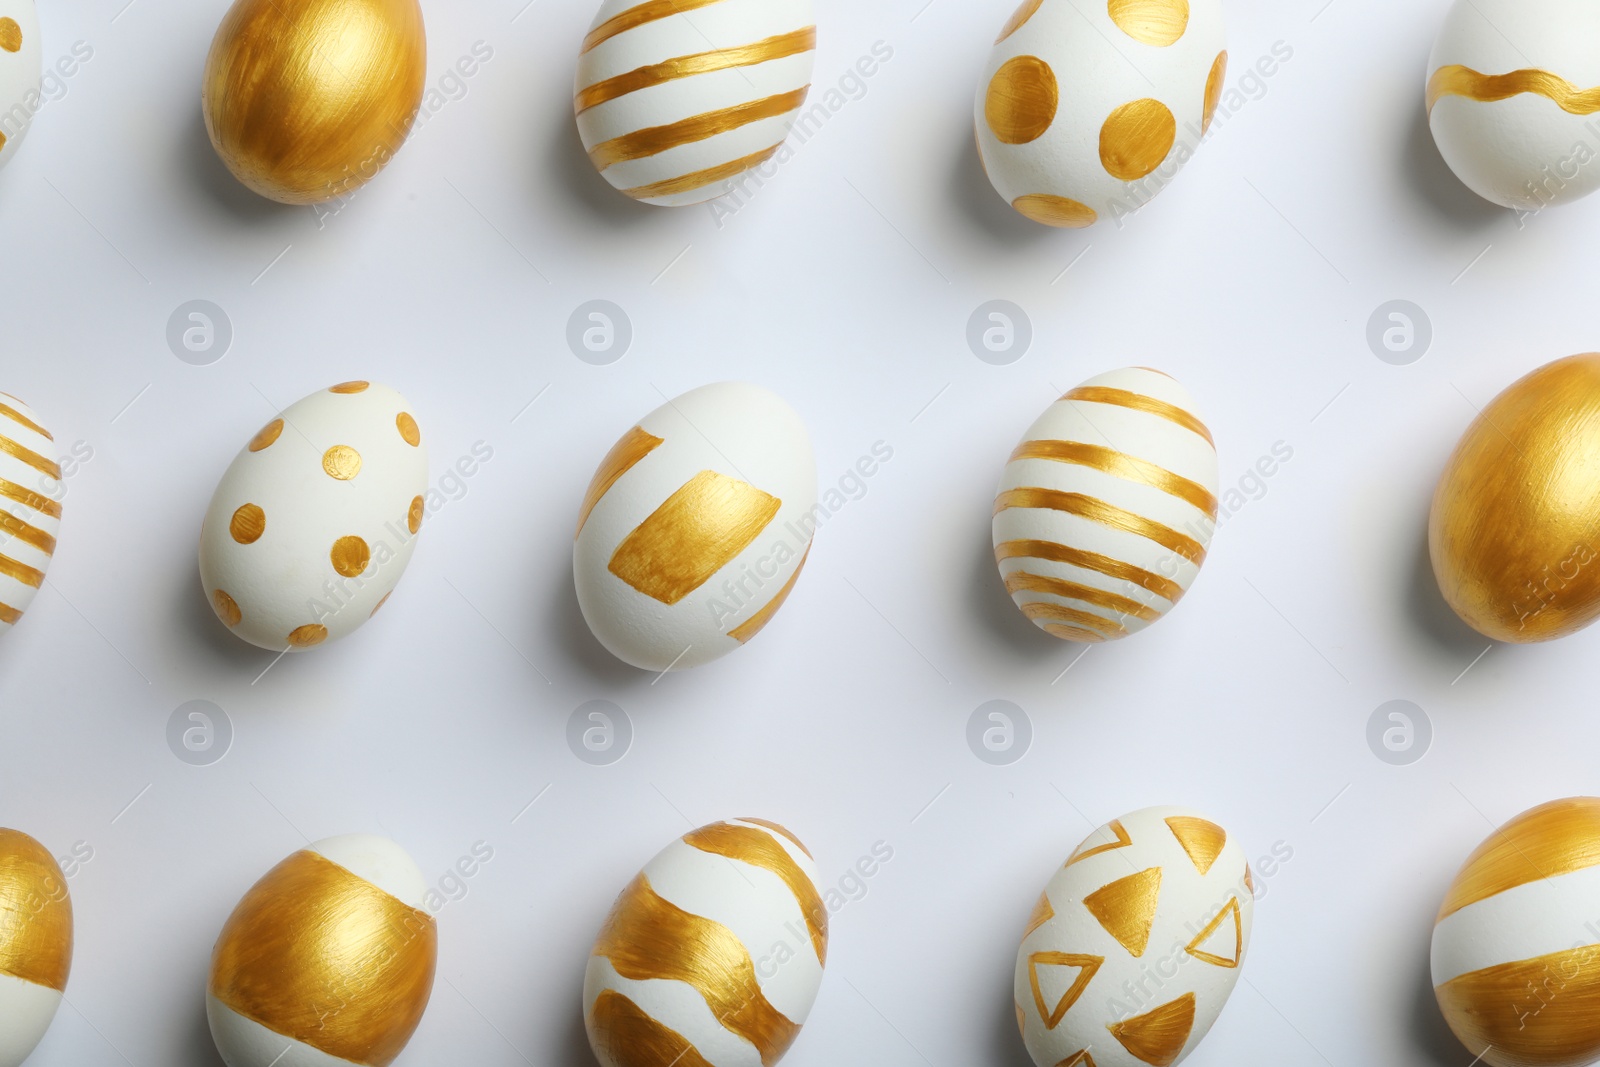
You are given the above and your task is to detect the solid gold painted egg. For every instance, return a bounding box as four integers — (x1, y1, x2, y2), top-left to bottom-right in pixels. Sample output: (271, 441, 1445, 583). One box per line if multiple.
(202, 0, 427, 205)
(1430, 354, 1600, 642)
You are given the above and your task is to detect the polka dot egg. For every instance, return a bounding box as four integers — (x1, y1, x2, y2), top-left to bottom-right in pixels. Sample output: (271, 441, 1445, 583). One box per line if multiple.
(975, 0, 1227, 228)
(199, 382, 428, 652)
(0, 0, 40, 172)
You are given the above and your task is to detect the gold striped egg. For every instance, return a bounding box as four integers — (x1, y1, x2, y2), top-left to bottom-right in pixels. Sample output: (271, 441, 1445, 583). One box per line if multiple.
(976, 0, 1227, 228)
(0, 1, 41, 171)
(574, 382, 817, 672)
(0, 828, 72, 1067)
(574, 0, 817, 206)
(203, 0, 427, 205)
(0, 392, 61, 636)
(1015, 807, 1253, 1067)
(199, 381, 429, 652)
(207, 835, 437, 1067)
(584, 819, 828, 1067)
(993, 368, 1218, 643)
(1432, 797, 1600, 1067)
(1430, 354, 1600, 643)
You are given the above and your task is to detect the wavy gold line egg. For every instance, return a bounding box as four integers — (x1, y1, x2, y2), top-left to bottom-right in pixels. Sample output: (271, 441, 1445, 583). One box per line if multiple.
(202, 0, 427, 205)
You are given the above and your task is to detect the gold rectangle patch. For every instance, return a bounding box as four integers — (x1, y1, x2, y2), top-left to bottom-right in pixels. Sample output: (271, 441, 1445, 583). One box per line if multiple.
(609, 470, 780, 605)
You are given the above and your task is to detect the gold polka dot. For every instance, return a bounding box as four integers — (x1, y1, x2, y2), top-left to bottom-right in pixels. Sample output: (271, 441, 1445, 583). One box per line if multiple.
(1013, 194, 1099, 228)
(995, 0, 1044, 43)
(330, 381, 370, 394)
(985, 56, 1058, 145)
(1108, 0, 1189, 47)
(408, 495, 424, 535)
(323, 445, 362, 480)
(1203, 51, 1228, 134)
(1100, 98, 1176, 181)
(0, 18, 21, 53)
(331, 536, 370, 578)
(371, 592, 392, 617)
(249, 419, 284, 452)
(213, 590, 241, 628)
(396, 412, 420, 447)
(230, 504, 265, 545)
(287, 624, 329, 648)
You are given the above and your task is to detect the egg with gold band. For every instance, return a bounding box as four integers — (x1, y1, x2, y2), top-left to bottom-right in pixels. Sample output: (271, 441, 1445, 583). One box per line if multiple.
(993, 368, 1218, 643)
(1431, 797, 1600, 1067)
(207, 835, 437, 1067)
(584, 819, 828, 1067)
(1015, 806, 1253, 1067)
(1427, 0, 1600, 210)
(574, 382, 817, 672)
(202, 0, 426, 205)
(1429, 354, 1600, 643)
(975, 0, 1227, 228)
(0, 393, 61, 637)
(0, 829, 73, 1067)
(0, 1, 40, 171)
(199, 381, 429, 652)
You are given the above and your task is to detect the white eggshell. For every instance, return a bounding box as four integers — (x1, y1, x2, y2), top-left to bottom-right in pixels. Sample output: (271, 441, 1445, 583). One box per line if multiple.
(0, 1, 41, 173)
(574, 0, 817, 206)
(1015, 806, 1254, 1067)
(0, 392, 61, 636)
(993, 367, 1218, 642)
(975, 0, 1227, 228)
(574, 382, 817, 672)
(584, 819, 828, 1067)
(1427, 0, 1600, 210)
(0, 973, 62, 1067)
(198, 382, 428, 652)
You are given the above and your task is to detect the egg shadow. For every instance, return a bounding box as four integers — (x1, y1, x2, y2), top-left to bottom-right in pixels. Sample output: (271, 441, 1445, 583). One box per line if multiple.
(180, 108, 295, 225)
(542, 563, 660, 695)
(1403, 525, 1491, 658)
(1406, 947, 1465, 1064)
(538, 88, 662, 231)
(179, 1000, 228, 1067)
(966, 527, 1102, 683)
(949, 125, 1075, 249)
(1399, 101, 1505, 231)
(560, 994, 596, 1067)
(172, 540, 283, 676)
(988, 990, 1036, 1066)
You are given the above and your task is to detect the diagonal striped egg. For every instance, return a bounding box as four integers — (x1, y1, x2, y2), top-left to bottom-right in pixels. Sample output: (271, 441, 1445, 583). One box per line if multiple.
(584, 818, 828, 1067)
(199, 382, 428, 653)
(0, 1, 40, 172)
(1015, 806, 1253, 1067)
(574, 0, 817, 206)
(975, 0, 1227, 228)
(1432, 797, 1600, 1067)
(207, 835, 437, 1067)
(574, 382, 817, 672)
(993, 368, 1218, 643)
(0, 393, 61, 636)
(0, 829, 72, 1067)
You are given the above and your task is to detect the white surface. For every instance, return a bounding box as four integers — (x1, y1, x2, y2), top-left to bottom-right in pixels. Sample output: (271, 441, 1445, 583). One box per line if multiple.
(0, 973, 61, 1067)
(0, 0, 1589, 1065)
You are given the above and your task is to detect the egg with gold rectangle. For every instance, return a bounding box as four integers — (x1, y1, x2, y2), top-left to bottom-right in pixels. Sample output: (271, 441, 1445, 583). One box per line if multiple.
(0, 828, 73, 1067)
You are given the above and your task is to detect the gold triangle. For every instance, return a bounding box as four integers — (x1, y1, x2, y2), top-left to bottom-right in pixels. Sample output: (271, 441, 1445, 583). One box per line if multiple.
(1185, 897, 1243, 968)
(1107, 992, 1196, 1066)
(1244, 862, 1255, 895)
(1016, 1000, 1026, 1038)
(1083, 867, 1163, 957)
(1022, 892, 1055, 940)
(1056, 1052, 1098, 1067)
(1165, 816, 1226, 875)
(1027, 951, 1103, 1029)
(1067, 819, 1132, 867)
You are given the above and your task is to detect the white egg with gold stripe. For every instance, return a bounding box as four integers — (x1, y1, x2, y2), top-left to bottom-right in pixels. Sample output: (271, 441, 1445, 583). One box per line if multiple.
(993, 367, 1217, 643)
(0, 392, 61, 636)
(0, 828, 73, 1067)
(584, 818, 828, 1067)
(574, 0, 817, 206)
(0, 1, 41, 172)
(1015, 806, 1253, 1067)
(574, 382, 817, 672)
(1432, 797, 1600, 1067)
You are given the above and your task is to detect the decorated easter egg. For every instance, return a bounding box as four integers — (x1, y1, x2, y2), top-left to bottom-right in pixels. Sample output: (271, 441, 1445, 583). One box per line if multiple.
(975, 0, 1227, 228)
(203, 0, 426, 205)
(0, 392, 60, 635)
(993, 368, 1218, 642)
(0, 1, 40, 172)
(1428, 0, 1600, 210)
(1432, 797, 1600, 1066)
(584, 819, 828, 1067)
(574, 0, 817, 206)
(208, 835, 437, 1067)
(574, 382, 816, 671)
(1015, 806, 1252, 1067)
(1430, 354, 1600, 642)
(0, 829, 72, 1067)
(199, 381, 428, 652)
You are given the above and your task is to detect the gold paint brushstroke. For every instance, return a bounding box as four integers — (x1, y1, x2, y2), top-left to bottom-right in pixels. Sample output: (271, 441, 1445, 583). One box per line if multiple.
(0, 512, 55, 556)
(623, 141, 785, 200)
(1010, 439, 1218, 516)
(1005, 571, 1160, 623)
(0, 828, 72, 992)
(589, 87, 811, 170)
(1203, 51, 1227, 133)
(0, 17, 20, 53)
(729, 548, 809, 643)
(0, 478, 62, 520)
(1428, 64, 1600, 116)
(1083, 868, 1163, 957)
(0, 553, 43, 588)
(213, 590, 242, 628)
(1165, 816, 1226, 874)
(1022, 892, 1055, 940)
(576, 28, 817, 113)
(1435, 945, 1600, 1066)
(996, 0, 1044, 43)
(1100, 98, 1176, 181)
(1438, 797, 1600, 921)
(1184, 898, 1242, 968)
(1108, 0, 1189, 47)
(738, 818, 812, 859)
(0, 435, 60, 480)
(588, 989, 715, 1067)
(609, 470, 780, 605)
(1027, 951, 1102, 1029)
(1012, 193, 1098, 228)
(996, 540, 1185, 603)
(249, 419, 284, 452)
(583, 0, 733, 54)
(1021, 600, 1126, 638)
(1062, 386, 1214, 446)
(684, 821, 828, 965)
(995, 488, 1207, 564)
(0, 403, 51, 442)
(1043, 623, 1108, 642)
(577, 426, 664, 539)
(986, 55, 1059, 144)
(1107, 993, 1195, 1066)
(1067, 819, 1133, 866)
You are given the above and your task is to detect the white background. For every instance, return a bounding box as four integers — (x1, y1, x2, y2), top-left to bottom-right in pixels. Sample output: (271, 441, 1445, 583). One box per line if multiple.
(0, 0, 1591, 1063)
